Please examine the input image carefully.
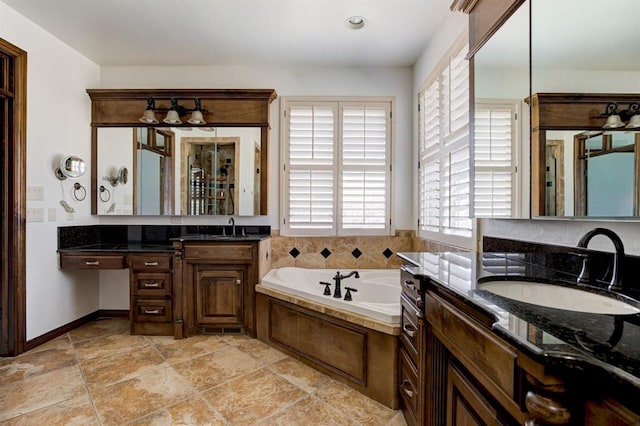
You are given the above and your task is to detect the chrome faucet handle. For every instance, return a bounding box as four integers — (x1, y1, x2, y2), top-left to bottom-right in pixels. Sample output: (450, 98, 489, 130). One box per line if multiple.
(344, 287, 358, 301)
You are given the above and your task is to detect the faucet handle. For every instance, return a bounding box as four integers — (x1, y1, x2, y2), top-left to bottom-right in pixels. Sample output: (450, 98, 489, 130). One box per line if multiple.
(319, 281, 332, 296)
(344, 287, 358, 301)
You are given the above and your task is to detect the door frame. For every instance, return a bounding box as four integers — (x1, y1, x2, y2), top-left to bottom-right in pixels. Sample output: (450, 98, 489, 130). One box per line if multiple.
(0, 37, 27, 356)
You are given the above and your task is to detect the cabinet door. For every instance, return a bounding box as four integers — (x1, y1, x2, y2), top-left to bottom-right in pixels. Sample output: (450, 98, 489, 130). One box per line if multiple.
(447, 363, 502, 426)
(195, 268, 244, 326)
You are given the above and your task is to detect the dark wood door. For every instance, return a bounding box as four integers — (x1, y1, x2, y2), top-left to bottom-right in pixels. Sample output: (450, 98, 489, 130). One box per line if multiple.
(446, 363, 501, 426)
(195, 267, 243, 326)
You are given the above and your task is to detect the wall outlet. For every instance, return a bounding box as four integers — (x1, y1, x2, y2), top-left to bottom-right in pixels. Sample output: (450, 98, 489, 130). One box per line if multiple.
(27, 186, 45, 201)
(170, 216, 182, 224)
(48, 208, 57, 222)
(27, 207, 45, 222)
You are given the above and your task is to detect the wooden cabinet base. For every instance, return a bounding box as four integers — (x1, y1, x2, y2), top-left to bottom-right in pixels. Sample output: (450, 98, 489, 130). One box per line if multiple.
(256, 293, 399, 409)
(130, 321, 173, 335)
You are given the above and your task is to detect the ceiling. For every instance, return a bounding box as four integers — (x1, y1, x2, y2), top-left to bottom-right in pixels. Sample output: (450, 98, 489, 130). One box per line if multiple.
(1, 0, 454, 67)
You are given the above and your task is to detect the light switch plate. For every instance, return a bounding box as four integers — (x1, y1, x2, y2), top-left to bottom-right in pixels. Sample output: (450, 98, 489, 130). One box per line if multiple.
(27, 207, 45, 222)
(48, 208, 57, 222)
(27, 186, 45, 201)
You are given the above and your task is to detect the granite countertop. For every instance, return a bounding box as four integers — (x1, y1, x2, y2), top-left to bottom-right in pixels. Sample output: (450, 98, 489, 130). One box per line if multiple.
(398, 251, 640, 402)
(57, 243, 174, 253)
(171, 233, 270, 242)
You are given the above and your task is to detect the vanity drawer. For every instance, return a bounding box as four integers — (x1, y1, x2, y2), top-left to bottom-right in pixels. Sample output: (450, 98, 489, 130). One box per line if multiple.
(401, 267, 421, 306)
(400, 294, 421, 365)
(132, 272, 172, 297)
(132, 299, 172, 322)
(60, 253, 126, 270)
(399, 347, 420, 425)
(184, 244, 253, 261)
(426, 292, 517, 400)
(130, 254, 172, 271)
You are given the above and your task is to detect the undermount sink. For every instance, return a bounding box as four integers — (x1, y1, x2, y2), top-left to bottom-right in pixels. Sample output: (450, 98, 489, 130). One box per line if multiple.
(478, 280, 640, 315)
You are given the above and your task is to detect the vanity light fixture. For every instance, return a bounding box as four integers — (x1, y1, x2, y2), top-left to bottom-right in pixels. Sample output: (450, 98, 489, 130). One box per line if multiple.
(138, 97, 208, 125)
(599, 102, 640, 129)
(345, 16, 366, 30)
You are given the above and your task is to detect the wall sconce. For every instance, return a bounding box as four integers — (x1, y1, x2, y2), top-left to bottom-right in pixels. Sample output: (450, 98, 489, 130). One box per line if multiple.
(139, 97, 208, 125)
(599, 102, 640, 129)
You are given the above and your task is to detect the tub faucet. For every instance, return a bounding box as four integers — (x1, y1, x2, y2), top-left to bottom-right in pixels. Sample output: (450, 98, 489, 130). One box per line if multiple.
(228, 217, 235, 236)
(333, 271, 359, 298)
(576, 228, 625, 292)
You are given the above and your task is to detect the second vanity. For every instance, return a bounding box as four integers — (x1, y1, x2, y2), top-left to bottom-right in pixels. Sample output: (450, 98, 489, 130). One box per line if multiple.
(397, 247, 640, 425)
(57, 225, 271, 338)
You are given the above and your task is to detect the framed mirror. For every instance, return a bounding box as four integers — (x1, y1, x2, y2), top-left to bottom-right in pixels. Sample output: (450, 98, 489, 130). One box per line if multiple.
(531, 0, 640, 218)
(88, 89, 277, 216)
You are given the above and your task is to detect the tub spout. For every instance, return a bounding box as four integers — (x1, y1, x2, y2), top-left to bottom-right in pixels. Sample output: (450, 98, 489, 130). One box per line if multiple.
(333, 271, 359, 298)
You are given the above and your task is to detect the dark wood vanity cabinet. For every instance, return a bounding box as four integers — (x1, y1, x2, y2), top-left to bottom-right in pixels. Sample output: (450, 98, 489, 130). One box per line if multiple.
(174, 239, 271, 338)
(129, 253, 174, 335)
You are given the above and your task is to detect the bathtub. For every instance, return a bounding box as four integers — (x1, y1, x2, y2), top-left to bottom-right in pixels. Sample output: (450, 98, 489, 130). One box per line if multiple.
(258, 267, 401, 324)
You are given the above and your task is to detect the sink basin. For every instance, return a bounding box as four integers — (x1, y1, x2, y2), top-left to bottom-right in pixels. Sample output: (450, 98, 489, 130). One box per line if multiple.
(478, 280, 640, 315)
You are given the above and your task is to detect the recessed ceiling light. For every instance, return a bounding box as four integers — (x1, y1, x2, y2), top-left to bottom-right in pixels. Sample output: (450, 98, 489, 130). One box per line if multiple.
(345, 16, 366, 30)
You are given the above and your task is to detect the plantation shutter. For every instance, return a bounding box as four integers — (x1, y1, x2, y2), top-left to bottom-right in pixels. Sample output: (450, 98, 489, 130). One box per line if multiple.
(474, 103, 516, 218)
(418, 38, 471, 239)
(340, 104, 390, 234)
(285, 104, 337, 234)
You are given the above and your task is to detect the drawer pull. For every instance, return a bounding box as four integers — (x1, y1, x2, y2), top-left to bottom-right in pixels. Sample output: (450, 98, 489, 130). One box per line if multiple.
(85, 261, 100, 266)
(237, 279, 242, 285)
(403, 323, 416, 338)
(144, 261, 159, 266)
(401, 380, 414, 398)
(404, 280, 416, 291)
(143, 282, 161, 288)
(144, 308, 160, 314)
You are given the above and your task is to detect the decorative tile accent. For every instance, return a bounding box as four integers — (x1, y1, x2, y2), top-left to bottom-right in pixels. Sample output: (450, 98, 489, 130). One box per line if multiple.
(320, 248, 332, 258)
(382, 248, 393, 258)
(351, 248, 363, 259)
(289, 247, 300, 258)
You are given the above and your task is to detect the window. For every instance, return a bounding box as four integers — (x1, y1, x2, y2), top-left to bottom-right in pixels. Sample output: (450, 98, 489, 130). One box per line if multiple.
(418, 36, 471, 240)
(474, 101, 519, 218)
(281, 99, 392, 236)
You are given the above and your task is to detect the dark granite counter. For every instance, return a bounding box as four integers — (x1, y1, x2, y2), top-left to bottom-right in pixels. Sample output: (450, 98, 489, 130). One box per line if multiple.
(58, 224, 271, 252)
(398, 251, 640, 405)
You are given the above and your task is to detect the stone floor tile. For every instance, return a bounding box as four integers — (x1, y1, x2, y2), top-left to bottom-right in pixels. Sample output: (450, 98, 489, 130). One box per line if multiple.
(68, 317, 129, 343)
(0, 365, 87, 421)
(128, 396, 226, 426)
(91, 366, 194, 425)
(80, 345, 168, 391)
(234, 338, 288, 366)
(203, 368, 307, 425)
(73, 333, 150, 362)
(257, 395, 356, 426)
(385, 411, 409, 426)
(268, 357, 332, 393)
(0, 395, 98, 426)
(172, 345, 261, 391)
(0, 347, 76, 385)
(153, 334, 228, 365)
(315, 381, 396, 425)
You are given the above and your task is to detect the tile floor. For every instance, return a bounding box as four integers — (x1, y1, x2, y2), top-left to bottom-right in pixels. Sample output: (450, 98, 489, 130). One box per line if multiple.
(0, 318, 407, 425)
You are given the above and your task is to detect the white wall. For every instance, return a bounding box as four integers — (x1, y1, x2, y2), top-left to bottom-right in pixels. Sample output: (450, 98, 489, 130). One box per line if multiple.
(0, 1, 101, 339)
(99, 65, 414, 230)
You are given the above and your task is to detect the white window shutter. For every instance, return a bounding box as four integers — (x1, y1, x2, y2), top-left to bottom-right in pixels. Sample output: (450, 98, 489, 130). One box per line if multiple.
(474, 104, 516, 218)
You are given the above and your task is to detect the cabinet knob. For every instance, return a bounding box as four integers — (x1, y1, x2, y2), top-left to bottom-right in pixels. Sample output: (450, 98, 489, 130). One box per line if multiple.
(236, 279, 242, 285)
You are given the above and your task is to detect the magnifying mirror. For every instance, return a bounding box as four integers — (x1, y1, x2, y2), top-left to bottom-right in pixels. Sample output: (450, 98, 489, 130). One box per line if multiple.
(55, 155, 86, 180)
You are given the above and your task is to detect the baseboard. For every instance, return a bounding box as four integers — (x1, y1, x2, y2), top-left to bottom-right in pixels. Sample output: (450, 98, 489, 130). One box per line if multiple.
(25, 309, 129, 351)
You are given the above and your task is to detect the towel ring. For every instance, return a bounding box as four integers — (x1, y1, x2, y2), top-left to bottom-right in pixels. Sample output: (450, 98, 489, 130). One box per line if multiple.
(72, 182, 87, 201)
(99, 185, 111, 202)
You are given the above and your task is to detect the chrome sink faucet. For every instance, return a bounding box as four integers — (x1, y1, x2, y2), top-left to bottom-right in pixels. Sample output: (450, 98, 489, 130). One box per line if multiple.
(576, 228, 625, 292)
(228, 217, 235, 236)
(333, 271, 359, 298)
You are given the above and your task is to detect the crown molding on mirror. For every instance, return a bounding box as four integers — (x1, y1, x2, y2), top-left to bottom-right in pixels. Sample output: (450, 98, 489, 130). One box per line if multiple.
(452, 0, 524, 59)
(530, 93, 640, 218)
(87, 89, 277, 216)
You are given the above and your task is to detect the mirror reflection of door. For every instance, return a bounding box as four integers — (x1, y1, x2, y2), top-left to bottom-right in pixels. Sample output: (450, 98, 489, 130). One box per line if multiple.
(135, 128, 175, 215)
(574, 132, 638, 216)
(254, 143, 261, 215)
(181, 137, 240, 215)
(545, 139, 564, 216)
